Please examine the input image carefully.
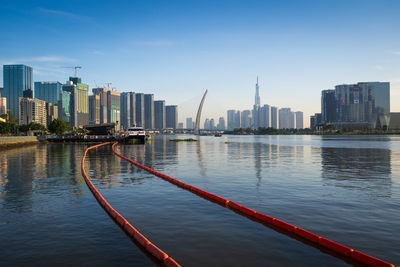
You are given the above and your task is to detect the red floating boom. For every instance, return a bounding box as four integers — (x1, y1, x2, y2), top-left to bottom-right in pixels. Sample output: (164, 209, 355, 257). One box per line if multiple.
(81, 142, 181, 267)
(111, 142, 395, 267)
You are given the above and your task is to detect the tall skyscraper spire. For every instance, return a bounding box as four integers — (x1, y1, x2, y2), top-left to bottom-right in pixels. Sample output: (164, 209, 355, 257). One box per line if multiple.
(255, 76, 260, 106)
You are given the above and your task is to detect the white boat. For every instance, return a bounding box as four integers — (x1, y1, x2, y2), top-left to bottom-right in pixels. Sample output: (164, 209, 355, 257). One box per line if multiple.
(126, 127, 146, 143)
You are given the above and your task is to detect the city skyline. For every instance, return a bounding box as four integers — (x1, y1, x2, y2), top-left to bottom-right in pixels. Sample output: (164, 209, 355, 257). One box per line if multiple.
(1, 1, 400, 127)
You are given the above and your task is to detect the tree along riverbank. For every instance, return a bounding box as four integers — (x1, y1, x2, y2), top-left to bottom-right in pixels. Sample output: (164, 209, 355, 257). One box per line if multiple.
(223, 127, 400, 135)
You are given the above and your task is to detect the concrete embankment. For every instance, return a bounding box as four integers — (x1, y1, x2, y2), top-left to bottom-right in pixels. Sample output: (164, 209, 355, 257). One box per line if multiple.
(0, 136, 40, 148)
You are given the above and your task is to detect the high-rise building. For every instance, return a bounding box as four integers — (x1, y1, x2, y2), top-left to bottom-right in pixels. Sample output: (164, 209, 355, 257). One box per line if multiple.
(107, 90, 120, 129)
(129, 92, 136, 127)
(120, 92, 134, 130)
(290, 111, 295, 129)
(227, 110, 235, 129)
(58, 90, 71, 124)
(204, 118, 210, 130)
(295, 111, 303, 129)
(154, 100, 166, 129)
(34, 82, 62, 105)
(166, 105, 178, 129)
(46, 102, 58, 126)
(135, 93, 145, 127)
(241, 110, 252, 128)
(144, 94, 154, 129)
(259, 104, 270, 128)
(62, 77, 89, 127)
(279, 108, 294, 129)
(321, 89, 336, 124)
(335, 82, 390, 128)
(252, 77, 261, 129)
(210, 118, 215, 129)
(3, 64, 33, 118)
(89, 94, 100, 124)
(92, 88, 108, 124)
(0, 97, 7, 115)
(270, 106, 278, 129)
(310, 113, 322, 130)
(217, 117, 226, 130)
(227, 109, 241, 129)
(255, 76, 260, 106)
(178, 122, 184, 129)
(18, 97, 47, 126)
(186, 117, 193, 129)
(310, 115, 316, 130)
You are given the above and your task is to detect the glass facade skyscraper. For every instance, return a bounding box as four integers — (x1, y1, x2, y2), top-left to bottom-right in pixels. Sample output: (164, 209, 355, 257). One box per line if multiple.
(144, 94, 154, 129)
(120, 92, 135, 129)
(154, 100, 166, 129)
(335, 82, 390, 128)
(3, 64, 33, 118)
(166, 105, 178, 129)
(34, 81, 62, 105)
(135, 93, 144, 127)
(321, 89, 336, 123)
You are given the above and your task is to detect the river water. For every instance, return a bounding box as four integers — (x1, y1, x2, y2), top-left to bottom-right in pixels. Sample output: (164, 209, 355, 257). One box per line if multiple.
(0, 135, 399, 266)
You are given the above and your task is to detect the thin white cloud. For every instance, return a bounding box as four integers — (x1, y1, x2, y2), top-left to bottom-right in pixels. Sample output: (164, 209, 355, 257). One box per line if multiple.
(133, 40, 175, 47)
(37, 7, 92, 22)
(91, 50, 105, 55)
(393, 51, 400, 56)
(1, 56, 76, 65)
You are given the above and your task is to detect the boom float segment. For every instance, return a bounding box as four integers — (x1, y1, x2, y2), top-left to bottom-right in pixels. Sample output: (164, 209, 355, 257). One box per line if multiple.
(81, 142, 181, 267)
(111, 142, 396, 267)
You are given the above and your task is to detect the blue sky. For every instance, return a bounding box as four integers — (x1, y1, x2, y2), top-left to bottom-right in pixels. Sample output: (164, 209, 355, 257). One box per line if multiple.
(1, 0, 400, 127)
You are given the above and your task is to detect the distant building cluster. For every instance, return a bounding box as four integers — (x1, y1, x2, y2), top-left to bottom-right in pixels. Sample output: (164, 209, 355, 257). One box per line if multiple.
(225, 78, 303, 130)
(1, 64, 178, 130)
(311, 82, 391, 130)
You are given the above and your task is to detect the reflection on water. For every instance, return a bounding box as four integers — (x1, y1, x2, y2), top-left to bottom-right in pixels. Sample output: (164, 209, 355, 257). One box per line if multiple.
(321, 147, 392, 197)
(0, 135, 399, 266)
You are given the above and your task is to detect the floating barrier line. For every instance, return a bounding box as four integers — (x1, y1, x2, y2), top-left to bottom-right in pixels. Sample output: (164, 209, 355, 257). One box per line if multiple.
(81, 142, 181, 267)
(112, 142, 396, 267)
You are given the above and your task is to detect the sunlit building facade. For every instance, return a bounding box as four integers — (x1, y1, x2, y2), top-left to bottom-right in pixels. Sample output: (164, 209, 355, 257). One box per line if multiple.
(34, 81, 62, 105)
(335, 82, 390, 129)
(18, 97, 47, 126)
(3, 64, 33, 118)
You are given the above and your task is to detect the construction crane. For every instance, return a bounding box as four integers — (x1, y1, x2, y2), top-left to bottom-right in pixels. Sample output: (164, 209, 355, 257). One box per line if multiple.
(105, 83, 112, 90)
(63, 66, 82, 77)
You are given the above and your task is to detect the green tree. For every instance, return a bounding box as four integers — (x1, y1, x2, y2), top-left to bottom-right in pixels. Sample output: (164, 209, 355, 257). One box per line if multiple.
(48, 119, 68, 135)
(19, 122, 46, 133)
(0, 122, 16, 134)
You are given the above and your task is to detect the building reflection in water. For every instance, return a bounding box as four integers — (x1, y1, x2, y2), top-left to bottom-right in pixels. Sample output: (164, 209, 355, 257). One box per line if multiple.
(320, 145, 392, 197)
(196, 139, 207, 177)
(86, 136, 180, 187)
(0, 145, 41, 212)
(88, 144, 122, 188)
(224, 137, 306, 188)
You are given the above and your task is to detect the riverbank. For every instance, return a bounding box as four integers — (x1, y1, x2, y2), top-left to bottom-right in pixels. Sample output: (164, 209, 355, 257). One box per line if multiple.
(0, 136, 40, 149)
